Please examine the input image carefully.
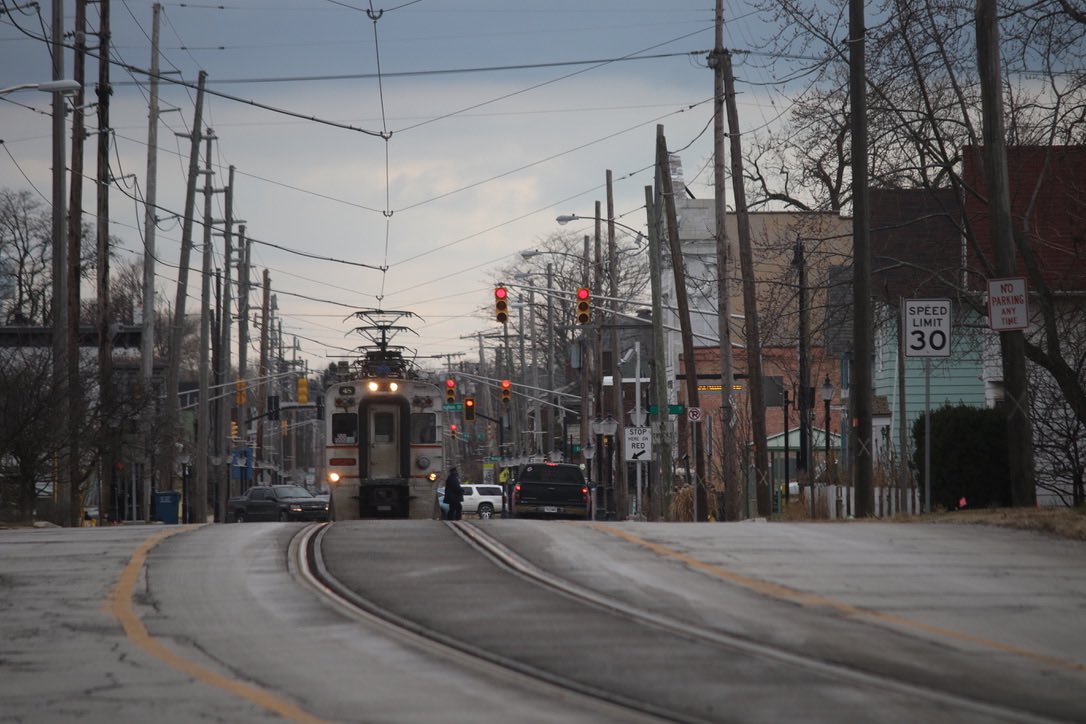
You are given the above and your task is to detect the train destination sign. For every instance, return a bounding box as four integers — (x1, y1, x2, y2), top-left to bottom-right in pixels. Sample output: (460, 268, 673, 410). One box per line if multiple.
(904, 299, 952, 358)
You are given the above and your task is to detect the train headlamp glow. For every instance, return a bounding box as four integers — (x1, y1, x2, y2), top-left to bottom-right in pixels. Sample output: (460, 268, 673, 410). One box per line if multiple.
(427, 472, 438, 481)
(367, 381, 379, 392)
(328, 471, 341, 484)
(389, 381, 399, 392)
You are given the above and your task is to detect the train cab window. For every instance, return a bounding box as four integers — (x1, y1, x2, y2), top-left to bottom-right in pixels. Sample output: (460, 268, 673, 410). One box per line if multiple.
(332, 413, 357, 444)
(411, 413, 437, 444)
(373, 412, 395, 443)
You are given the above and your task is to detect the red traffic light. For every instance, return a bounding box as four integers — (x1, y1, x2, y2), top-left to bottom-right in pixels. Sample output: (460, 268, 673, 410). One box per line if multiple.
(575, 287, 591, 324)
(495, 286, 509, 323)
(445, 378, 456, 389)
(500, 379, 511, 389)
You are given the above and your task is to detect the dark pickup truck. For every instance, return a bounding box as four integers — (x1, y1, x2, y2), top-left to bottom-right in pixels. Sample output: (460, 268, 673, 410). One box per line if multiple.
(228, 484, 329, 523)
(511, 462, 590, 519)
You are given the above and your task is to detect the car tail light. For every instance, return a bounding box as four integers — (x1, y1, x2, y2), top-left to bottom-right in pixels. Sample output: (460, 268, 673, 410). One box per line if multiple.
(581, 486, 589, 496)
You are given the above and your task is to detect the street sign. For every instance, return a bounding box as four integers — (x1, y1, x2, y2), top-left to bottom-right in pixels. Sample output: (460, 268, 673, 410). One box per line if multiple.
(903, 298, 952, 357)
(443, 402, 464, 411)
(648, 404, 686, 415)
(624, 426, 652, 461)
(687, 406, 703, 422)
(987, 277, 1028, 331)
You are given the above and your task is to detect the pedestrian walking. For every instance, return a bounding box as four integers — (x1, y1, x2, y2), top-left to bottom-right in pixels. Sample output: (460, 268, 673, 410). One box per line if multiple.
(444, 467, 464, 520)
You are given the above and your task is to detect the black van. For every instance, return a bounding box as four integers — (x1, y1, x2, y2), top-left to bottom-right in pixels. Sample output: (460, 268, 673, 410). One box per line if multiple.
(512, 462, 590, 519)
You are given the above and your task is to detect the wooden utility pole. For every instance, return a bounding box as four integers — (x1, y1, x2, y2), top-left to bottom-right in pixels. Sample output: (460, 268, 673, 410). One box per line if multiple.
(141, 2, 162, 521)
(606, 170, 626, 517)
(257, 268, 271, 479)
(216, 165, 235, 521)
(709, 0, 739, 521)
(237, 223, 250, 444)
(96, 0, 115, 525)
(849, 0, 874, 516)
(51, 0, 70, 524)
(66, 0, 87, 527)
(657, 124, 707, 520)
(721, 48, 770, 518)
(644, 186, 672, 519)
(194, 131, 215, 524)
(976, 0, 1035, 506)
(162, 70, 206, 492)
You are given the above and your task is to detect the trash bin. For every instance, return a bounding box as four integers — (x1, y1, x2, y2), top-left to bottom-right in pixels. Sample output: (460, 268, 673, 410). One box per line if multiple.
(153, 490, 181, 524)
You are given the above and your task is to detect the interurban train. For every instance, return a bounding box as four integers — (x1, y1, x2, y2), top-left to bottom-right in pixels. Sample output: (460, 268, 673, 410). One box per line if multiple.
(324, 370, 446, 520)
(323, 310, 447, 520)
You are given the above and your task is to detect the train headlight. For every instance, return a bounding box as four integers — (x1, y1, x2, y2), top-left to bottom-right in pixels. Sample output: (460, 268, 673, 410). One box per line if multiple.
(367, 380, 379, 392)
(389, 381, 399, 392)
(427, 472, 438, 481)
(328, 471, 341, 484)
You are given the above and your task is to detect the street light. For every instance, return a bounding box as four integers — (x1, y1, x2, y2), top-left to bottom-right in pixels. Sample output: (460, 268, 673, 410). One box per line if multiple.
(820, 375, 834, 518)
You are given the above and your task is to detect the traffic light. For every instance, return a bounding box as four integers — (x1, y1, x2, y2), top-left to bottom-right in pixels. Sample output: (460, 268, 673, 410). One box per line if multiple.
(315, 395, 325, 420)
(575, 287, 591, 324)
(450, 423, 458, 438)
(268, 395, 280, 421)
(230, 420, 238, 439)
(495, 286, 509, 323)
(501, 379, 511, 404)
(235, 379, 246, 405)
(281, 419, 288, 437)
(297, 377, 309, 404)
(445, 378, 456, 404)
(464, 397, 476, 421)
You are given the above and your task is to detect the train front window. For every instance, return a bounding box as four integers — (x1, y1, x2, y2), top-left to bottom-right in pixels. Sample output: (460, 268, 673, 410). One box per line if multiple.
(411, 413, 437, 443)
(332, 413, 357, 444)
(374, 412, 394, 442)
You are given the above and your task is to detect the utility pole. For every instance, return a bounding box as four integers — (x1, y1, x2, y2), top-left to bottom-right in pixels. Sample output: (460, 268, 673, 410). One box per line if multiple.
(722, 46, 769, 518)
(606, 170, 626, 517)
(216, 165, 235, 521)
(795, 241, 813, 515)
(194, 130, 215, 524)
(237, 224, 250, 445)
(644, 186, 672, 520)
(257, 269, 271, 480)
(163, 70, 207, 492)
(849, 0, 874, 516)
(976, 0, 1035, 506)
(96, 0, 115, 525)
(51, 0, 70, 524)
(658, 125, 706, 520)
(546, 262, 556, 457)
(66, 0, 87, 526)
(708, 0, 739, 522)
(141, 2, 161, 521)
(50, 0, 68, 527)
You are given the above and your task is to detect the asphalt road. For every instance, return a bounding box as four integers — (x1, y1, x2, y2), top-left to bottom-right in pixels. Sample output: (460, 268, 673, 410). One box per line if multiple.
(1, 519, 1083, 723)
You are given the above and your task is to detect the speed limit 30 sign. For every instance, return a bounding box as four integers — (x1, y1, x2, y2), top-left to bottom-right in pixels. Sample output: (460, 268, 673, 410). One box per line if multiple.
(904, 299, 952, 358)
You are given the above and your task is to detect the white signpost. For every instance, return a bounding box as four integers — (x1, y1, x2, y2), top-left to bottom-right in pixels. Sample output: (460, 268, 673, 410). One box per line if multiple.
(904, 298, 952, 514)
(987, 277, 1028, 331)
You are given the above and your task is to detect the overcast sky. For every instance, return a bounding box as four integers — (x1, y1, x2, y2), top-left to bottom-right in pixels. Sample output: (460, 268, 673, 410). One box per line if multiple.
(1, 1, 789, 374)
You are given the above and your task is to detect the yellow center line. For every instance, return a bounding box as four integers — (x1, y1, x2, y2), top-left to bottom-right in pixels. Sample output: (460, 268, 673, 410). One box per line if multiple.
(592, 523, 1086, 674)
(106, 526, 332, 724)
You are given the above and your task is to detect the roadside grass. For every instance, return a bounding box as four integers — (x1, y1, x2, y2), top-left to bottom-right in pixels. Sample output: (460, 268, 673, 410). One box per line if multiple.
(916, 506, 1086, 541)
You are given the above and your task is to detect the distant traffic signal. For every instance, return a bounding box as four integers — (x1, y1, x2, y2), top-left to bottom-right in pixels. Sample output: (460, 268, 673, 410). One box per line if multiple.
(495, 286, 509, 323)
(464, 397, 476, 421)
(230, 420, 238, 439)
(445, 378, 456, 404)
(235, 379, 246, 405)
(450, 423, 458, 438)
(268, 395, 280, 421)
(297, 377, 309, 404)
(575, 287, 591, 324)
(501, 379, 511, 404)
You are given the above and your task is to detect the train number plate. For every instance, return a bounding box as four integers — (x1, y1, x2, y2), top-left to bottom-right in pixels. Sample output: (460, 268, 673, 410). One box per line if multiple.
(544, 506, 559, 513)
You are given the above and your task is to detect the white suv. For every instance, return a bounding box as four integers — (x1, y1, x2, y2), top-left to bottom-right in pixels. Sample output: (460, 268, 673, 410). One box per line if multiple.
(437, 484, 505, 518)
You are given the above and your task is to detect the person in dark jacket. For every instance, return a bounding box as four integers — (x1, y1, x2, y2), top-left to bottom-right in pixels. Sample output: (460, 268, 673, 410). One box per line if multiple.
(443, 467, 464, 520)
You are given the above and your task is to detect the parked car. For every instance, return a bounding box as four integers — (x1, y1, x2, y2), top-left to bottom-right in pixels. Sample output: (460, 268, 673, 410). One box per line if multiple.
(436, 484, 505, 518)
(228, 484, 329, 522)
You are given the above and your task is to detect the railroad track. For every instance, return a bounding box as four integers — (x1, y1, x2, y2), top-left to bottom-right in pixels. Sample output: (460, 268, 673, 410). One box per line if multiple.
(296, 521, 1070, 724)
